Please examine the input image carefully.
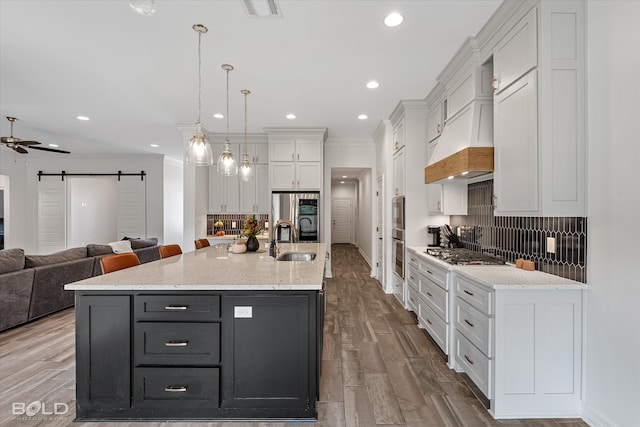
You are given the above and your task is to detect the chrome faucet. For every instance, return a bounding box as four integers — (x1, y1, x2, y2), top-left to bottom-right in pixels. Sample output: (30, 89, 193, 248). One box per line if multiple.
(274, 220, 298, 243)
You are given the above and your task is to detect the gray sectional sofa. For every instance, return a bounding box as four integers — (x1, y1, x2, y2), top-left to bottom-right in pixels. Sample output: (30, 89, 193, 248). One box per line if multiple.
(0, 239, 160, 331)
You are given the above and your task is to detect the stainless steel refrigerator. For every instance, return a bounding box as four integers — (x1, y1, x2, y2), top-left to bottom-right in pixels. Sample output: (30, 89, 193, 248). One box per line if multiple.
(271, 191, 320, 243)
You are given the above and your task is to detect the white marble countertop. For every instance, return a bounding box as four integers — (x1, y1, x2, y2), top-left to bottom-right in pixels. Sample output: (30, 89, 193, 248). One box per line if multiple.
(65, 243, 326, 291)
(407, 245, 588, 290)
(207, 233, 270, 240)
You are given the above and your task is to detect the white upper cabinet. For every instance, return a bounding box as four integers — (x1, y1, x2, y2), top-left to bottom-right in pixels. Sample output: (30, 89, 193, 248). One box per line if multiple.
(486, 0, 586, 217)
(239, 163, 270, 213)
(493, 7, 537, 95)
(392, 120, 405, 153)
(426, 84, 446, 143)
(427, 183, 468, 216)
(392, 148, 405, 197)
(265, 128, 327, 191)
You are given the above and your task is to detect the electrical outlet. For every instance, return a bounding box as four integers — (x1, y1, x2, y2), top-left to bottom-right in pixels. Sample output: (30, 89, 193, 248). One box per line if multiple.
(232, 221, 237, 228)
(234, 306, 252, 318)
(546, 237, 556, 254)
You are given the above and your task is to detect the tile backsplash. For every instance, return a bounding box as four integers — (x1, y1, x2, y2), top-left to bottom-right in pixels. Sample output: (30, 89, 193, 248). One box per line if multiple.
(450, 180, 587, 283)
(207, 213, 269, 236)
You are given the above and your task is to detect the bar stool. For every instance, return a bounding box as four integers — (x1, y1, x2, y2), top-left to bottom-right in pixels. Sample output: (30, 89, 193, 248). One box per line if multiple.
(159, 244, 183, 259)
(100, 253, 141, 274)
(195, 239, 211, 250)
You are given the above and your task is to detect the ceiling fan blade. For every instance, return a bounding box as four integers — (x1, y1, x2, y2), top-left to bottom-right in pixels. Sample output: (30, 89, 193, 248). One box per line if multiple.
(28, 145, 70, 154)
(13, 145, 29, 154)
(17, 140, 41, 146)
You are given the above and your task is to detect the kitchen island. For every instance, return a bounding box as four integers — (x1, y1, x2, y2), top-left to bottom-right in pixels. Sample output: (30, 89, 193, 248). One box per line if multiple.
(65, 242, 326, 421)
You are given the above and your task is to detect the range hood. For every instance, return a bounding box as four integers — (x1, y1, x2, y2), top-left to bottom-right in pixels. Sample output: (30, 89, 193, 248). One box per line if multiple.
(425, 98, 494, 184)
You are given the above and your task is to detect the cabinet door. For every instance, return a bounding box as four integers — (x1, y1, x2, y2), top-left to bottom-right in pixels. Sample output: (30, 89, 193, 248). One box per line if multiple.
(392, 149, 405, 197)
(427, 103, 443, 143)
(270, 162, 296, 189)
(239, 178, 255, 213)
(221, 294, 315, 410)
(296, 140, 322, 162)
(251, 143, 269, 164)
(76, 295, 131, 414)
(270, 139, 295, 162)
(427, 184, 444, 214)
(392, 120, 405, 152)
(296, 162, 322, 190)
(494, 7, 537, 94)
(209, 167, 225, 212)
(494, 71, 538, 213)
(224, 175, 240, 212)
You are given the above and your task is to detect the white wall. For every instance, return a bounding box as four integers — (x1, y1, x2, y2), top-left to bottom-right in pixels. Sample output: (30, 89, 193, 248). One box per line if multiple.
(0, 153, 164, 253)
(357, 169, 373, 266)
(374, 119, 393, 292)
(163, 157, 184, 247)
(584, 2, 640, 427)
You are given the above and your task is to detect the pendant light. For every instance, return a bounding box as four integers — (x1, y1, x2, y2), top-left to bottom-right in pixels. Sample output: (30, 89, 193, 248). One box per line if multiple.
(185, 24, 214, 166)
(239, 89, 253, 182)
(217, 64, 238, 176)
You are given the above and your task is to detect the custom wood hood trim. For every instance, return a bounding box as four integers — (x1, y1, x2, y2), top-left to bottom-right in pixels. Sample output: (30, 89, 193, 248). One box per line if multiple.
(424, 147, 494, 183)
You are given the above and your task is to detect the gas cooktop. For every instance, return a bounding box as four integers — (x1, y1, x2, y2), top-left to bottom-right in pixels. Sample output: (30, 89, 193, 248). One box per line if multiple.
(424, 247, 507, 266)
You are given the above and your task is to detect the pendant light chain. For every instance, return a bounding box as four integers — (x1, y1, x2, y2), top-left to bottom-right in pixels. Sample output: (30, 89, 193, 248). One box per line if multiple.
(244, 90, 249, 157)
(196, 29, 202, 125)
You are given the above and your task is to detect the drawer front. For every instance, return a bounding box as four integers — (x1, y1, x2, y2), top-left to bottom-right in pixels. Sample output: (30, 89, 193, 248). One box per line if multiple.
(455, 298, 492, 357)
(418, 260, 448, 290)
(406, 284, 419, 312)
(454, 275, 492, 315)
(407, 250, 420, 271)
(135, 295, 220, 321)
(134, 367, 220, 408)
(407, 264, 419, 289)
(135, 322, 220, 365)
(419, 274, 448, 321)
(455, 332, 491, 399)
(418, 299, 448, 355)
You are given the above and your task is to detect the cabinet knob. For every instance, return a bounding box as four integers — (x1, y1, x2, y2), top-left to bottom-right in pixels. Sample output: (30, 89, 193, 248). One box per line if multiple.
(437, 123, 441, 134)
(492, 77, 498, 93)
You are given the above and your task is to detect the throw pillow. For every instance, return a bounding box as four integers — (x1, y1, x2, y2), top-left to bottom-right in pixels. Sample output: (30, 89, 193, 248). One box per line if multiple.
(0, 248, 25, 273)
(25, 247, 88, 268)
(108, 240, 133, 254)
(129, 237, 158, 249)
(86, 244, 114, 257)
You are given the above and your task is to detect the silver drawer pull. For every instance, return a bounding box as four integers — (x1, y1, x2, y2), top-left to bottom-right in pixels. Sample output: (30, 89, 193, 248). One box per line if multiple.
(410, 276, 415, 280)
(426, 270, 433, 275)
(464, 319, 474, 328)
(463, 289, 474, 296)
(426, 318, 432, 325)
(164, 305, 188, 310)
(426, 292, 433, 297)
(165, 340, 189, 347)
(464, 354, 475, 365)
(164, 385, 188, 393)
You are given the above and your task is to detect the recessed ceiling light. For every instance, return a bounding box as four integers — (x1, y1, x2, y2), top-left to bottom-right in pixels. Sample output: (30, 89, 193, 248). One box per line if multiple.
(150, 144, 159, 148)
(342, 175, 347, 178)
(340, 181, 345, 184)
(76, 115, 90, 121)
(358, 114, 368, 120)
(384, 12, 404, 27)
(213, 113, 224, 119)
(461, 171, 469, 176)
(286, 113, 296, 119)
(447, 176, 454, 180)
(366, 80, 379, 89)
(48, 144, 59, 148)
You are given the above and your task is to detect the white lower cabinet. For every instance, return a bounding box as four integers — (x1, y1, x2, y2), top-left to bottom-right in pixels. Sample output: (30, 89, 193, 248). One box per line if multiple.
(408, 249, 451, 355)
(452, 272, 584, 419)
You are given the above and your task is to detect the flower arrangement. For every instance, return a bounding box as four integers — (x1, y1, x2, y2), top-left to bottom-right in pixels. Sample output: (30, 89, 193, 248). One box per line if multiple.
(243, 214, 262, 237)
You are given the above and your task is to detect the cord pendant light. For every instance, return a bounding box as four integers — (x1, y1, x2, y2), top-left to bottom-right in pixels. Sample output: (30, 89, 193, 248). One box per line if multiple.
(185, 24, 214, 166)
(239, 89, 253, 182)
(217, 64, 238, 176)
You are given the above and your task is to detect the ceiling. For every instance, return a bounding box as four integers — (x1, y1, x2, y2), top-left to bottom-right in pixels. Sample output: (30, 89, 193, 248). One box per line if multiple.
(0, 0, 502, 165)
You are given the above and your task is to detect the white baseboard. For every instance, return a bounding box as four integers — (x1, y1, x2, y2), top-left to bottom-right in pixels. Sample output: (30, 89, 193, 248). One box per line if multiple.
(358, 247, 371, 268)
(582, 404, 619, 427)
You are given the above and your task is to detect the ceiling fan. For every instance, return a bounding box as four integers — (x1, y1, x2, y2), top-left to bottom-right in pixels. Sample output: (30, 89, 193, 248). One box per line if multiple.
(1, 116, 70, 154)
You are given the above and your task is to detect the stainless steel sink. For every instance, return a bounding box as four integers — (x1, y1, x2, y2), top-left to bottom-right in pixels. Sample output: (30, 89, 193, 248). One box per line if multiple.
(276, 252, 317, 262)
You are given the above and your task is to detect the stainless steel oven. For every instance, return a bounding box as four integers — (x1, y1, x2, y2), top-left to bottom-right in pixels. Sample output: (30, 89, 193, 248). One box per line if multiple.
(391, 196, 405, 279)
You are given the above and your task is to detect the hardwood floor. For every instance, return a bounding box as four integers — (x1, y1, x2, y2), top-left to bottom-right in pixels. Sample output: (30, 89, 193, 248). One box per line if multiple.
(0, 243, 587, 427)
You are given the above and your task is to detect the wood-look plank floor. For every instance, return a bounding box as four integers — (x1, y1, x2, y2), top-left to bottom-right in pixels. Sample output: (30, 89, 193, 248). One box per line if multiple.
(0, 243, 588, 427)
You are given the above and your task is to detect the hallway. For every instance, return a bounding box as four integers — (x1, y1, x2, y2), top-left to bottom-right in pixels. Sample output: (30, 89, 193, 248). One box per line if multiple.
(0, 244, 587, 426)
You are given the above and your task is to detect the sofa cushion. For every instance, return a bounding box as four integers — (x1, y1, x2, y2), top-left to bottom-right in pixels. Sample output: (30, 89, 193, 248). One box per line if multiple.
(0, 248, 25, 274)
(0, 268, 34, 331)
(108, 240, 133, 254)
(25, 247, 88, 268)
(86, 244, 114, 257)
(128, 237, 158, 250)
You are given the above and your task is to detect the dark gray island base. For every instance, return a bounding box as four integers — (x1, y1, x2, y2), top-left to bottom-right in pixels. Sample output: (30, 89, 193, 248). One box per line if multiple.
(74, 289, 323, 421)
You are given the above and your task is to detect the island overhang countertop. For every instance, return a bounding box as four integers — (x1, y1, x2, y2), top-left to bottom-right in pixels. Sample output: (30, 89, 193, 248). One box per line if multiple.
(65, 242, 326, 291)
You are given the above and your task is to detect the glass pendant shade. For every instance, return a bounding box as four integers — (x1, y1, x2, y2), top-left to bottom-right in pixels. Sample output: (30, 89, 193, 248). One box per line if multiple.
(239, 156, 253, 182)
(217, 139, 238, 176)
(186, 123, 214, 166)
